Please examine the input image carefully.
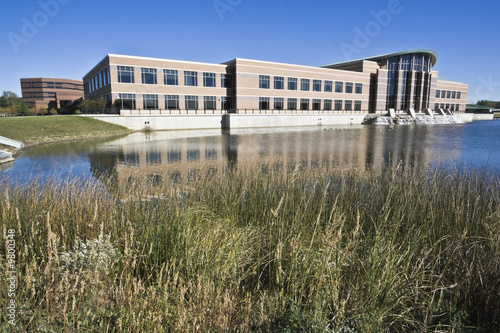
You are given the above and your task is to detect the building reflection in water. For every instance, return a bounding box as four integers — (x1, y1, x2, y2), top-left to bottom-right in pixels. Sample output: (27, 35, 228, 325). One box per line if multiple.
(88, 126, 462, 192)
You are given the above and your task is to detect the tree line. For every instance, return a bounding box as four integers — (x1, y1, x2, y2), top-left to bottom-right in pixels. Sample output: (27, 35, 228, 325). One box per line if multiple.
(476, 100, 500, 108)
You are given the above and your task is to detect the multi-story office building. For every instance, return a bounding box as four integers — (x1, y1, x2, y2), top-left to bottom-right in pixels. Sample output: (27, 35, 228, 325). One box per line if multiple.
(83, 49, 467, 114)
(20, 78, 84, 110)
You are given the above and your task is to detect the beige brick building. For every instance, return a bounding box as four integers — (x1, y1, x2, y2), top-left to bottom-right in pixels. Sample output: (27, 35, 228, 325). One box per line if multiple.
(83, 49, 467, 114)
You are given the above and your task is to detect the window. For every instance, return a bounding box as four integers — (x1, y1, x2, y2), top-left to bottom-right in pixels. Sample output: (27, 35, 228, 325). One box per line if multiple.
(301, 79, 310, 91)
(165, 95, 179, 110)
(335, 81, 343, 93)
(259, 97, 270, 110)
(274, 97, 284, 110)
(184, 71, 198, 86)
(300, 98, 309, 110)
(324, 99, 332, 111)
(287, 98, 297, 110)
(204, 96, 216, 110)
(354, 100, 362, 111)
(141, 68, 157, 85)
(324, 80, 333, 92)
(445, 103, 450, 110)
(452, 91, 456, 99)
(313, 80, 322, 92)
(221, 97, 228, 110)
(434, 103, 439, 111)
(440, 103, 445, 109)
(259, 75, 270, 89)
(355, 83, 362, 94)
(456, 104, 460, 111)
(345, 82, 353, 94)
(334, 99, 342, 111)
(164, 69, 178, 85)
(451, 104, 455, 111)
(312, 99, 321, 110)
(436, 90, 440, 98)
(221, 74, 227, 88)
(274, 76, 284, 90)
(143, 94, 158, 109)
(457, 92, 461, 99)
(117, 66, 134, 83)
(288, 77, 297, 90)
(441, 90, 445, 98)
(446, 91, 451, 99)
(345, 100, 352, 111)
(203, 72, 216, 87)
(118, 93, 136, 109)
(185, 95, 198, 110)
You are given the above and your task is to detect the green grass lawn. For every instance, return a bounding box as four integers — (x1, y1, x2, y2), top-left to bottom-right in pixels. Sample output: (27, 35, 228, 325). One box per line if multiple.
(0, 116, 130, 145)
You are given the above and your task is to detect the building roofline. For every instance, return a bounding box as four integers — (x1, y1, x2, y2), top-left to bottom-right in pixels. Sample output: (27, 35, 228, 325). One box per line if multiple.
(20, 77, 83, 83)
(107, 54, 228, 68)
(322, 49, 438, 68)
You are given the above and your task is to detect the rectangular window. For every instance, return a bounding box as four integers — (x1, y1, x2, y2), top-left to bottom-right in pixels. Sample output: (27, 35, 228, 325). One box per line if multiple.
(312, 99, 321, 110)
(300, 98, 309, 110)
(445, 103, 450, 109)
(440, 103, 445, 109)
(117, 66, 134, 83)
(355, 83, 362, 94)
(118, 93, 136, 109)
(334, 99, 342, 111)
(141, 68, 157, 85)
(204, 96, 216, 110)
(324, 99, 332, 111)
(324, 80, 333, 92)
(446, 91, 451, 99)
(456, 104, 460, 111)
(436, 90, 440, 98)
(452, 91, 456, 99)
(259, 97, 270, 110)
(287, 98, 297, 110)
(221, 74, 227, 88)
(335, 81, 343, 93)
(203, 72, 216, 87)
(441, 90, 446, 98)
(143, 94, 158, 109)
(164, 69, 178, 85)
(274, 97, 284, 110)
(288, 77, 297, 90)
(457, 92, 461, 99)
(354, 100, 362, 111)
(221, 97, 228, 110)
(451, 104, 455, 111)
(165, 95, 179, 110)
(185, 95, 199, 110)
(313, 80, 322, 92)
(259, 75, 270, 89)
(345, 82, 353, 94)
(301, 79, 310, 91)
(345, 100, 353, 111)
(184, 71, 198, 86)
(274, 76, 284, 90)
(434, 103, 439, 111)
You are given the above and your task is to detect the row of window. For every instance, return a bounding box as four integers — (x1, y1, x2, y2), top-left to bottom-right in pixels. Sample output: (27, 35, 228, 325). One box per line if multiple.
(21, 81, 83, 91)
(86, 68, 111, 94)
(117, 66, 229, 88)
(259, 76, 363, 94)
(117, 93, 229, 110)
(22, 92, 56, 99)
(434, 103, 461, 112)
(435, 90, 462, 100)
(259, 97, 363, 111)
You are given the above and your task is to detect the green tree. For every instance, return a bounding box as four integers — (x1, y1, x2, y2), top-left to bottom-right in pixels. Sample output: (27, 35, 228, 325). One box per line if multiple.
(2, 91, 20, 115)
(79, 98, 108, 113)
(16, 100, 30, 116)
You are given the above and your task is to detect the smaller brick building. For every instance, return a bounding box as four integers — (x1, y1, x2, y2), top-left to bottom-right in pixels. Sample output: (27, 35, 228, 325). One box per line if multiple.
(20, 78, 84, 111)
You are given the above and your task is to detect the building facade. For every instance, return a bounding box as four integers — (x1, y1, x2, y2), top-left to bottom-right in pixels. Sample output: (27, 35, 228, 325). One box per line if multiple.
(20, 78, 84, 110)
(83, 50, 467, 114)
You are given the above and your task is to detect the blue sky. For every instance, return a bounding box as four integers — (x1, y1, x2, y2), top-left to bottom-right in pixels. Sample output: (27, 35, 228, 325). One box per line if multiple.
(1, 0, 499, 103)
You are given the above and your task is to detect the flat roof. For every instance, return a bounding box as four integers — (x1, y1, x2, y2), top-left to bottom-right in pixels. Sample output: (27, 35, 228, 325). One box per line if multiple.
(323, 49, 438, 68)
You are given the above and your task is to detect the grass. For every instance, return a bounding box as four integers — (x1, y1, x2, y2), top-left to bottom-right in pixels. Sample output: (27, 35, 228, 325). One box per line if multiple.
(0, 116, 130, 145)
(1, 162, 499, 332)
(494, 113, 500, 119)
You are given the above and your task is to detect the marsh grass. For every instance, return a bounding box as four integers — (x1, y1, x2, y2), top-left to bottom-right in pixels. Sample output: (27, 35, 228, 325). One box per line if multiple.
(1, 162, 499, 332)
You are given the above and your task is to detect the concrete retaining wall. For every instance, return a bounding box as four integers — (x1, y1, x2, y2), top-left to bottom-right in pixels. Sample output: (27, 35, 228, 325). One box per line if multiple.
(455, 113, 474, 122)
(87, 115, 223, 131)
(0, 136, 24, 148)
(472, 114, 494, 121)
(227, 114, 367, 129)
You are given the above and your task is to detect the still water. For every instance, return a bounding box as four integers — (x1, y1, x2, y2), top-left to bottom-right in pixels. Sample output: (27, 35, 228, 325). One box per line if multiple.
(1, 120, 499, 185)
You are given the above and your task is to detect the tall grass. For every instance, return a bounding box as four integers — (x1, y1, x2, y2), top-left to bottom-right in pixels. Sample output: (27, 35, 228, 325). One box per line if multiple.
(1, 162, 499, 332)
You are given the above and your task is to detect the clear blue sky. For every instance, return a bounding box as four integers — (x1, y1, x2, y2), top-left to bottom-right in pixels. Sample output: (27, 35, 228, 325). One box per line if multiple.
(1, 0, 499, 103)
